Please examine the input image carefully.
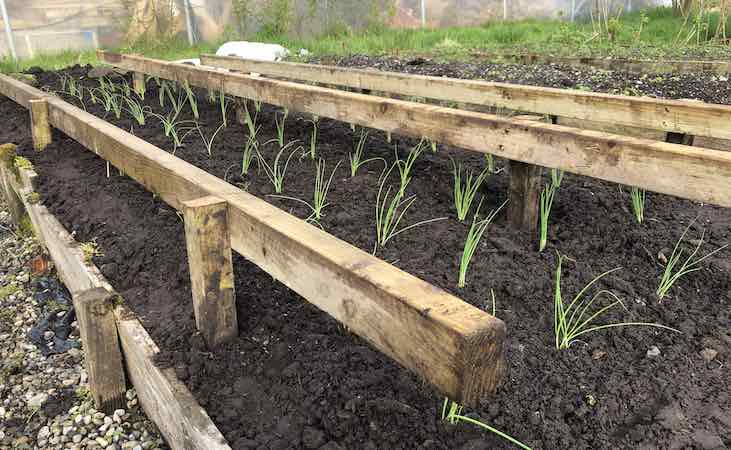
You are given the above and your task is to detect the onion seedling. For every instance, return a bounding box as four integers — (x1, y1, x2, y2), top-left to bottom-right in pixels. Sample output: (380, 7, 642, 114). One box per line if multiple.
(272, 159, 341, 225)
(395, 140, 425, 197)
(182, 81, 199, 119)
(441, 398, 532, 450)
(109, 93, 122, 119)
(256, 140, 300, 193)
(348, 130, 385, 177)
(242, 100, 259, 136)
(458, 199, 506, 288)
(656, 222, 728, 300)
(539, 169, 564, 252)
(485, 153, 496, 173)
(166, 86, 187, 118)
(124, 97, 150, 125)
(195, 122, 226, 157)
(158, 80, 168, 108)
(553, 252, 680, 350)
(308, 115, 319, 159)
(241, 128, 260, 176)
(630, 186, 646, 224)
(120, 80, 131, 98)
(275, 108, 289, 147)
(374, 163, 446, 252)
(452, 159, 490, 222)
(219, 91, 230, 127)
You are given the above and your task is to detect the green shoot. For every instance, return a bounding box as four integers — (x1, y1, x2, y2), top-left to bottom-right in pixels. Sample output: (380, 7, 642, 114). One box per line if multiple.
(553, 253, 680, 350)
(429, 138, 438, 153)
(395, 140, 425, 197)
(158, 80, 168, 108)
(242, 100, 259, 136)
(124, 97, 149, 125)
(275, 108, 289, 147)
(452, 159, 490, 222)
(195, 122, 226, 157)
(458, 199, 506, 288)
(166, 86, 187, 118)
(630, 187, 646, 224)
(442, 398, 532, 450)
(120, 80, 131, 98)
(272, 159, 341, 224)
(219, 91, 230, 127)
(208, 88, 217, 104)
(386, 131, 392, 143)
(656, 222, 728, 300)
(182, 81, 199, 119)
(485, 154, 496, 173)
(539, 169, 564, 252)
(349, 130, 385, 177)
(308, 115, 319, 159)
(374, 163, 446, 252)
(241, 128, 260, 176)
(256, 140, 299, 193)
(109, 93, 122, 119)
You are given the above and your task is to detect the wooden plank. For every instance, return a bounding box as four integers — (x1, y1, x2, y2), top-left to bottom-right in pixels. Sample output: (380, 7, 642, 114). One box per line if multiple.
(199, 53, 731, 141)
(183, 196, 238, 348)
(98, 53, 731, 207)
(0, 70, 508, 406)
(0, 144, 28, 229)
(74, 287, 127, 413)
(2, 162, 231, 450)
(29, 99, 52, 151)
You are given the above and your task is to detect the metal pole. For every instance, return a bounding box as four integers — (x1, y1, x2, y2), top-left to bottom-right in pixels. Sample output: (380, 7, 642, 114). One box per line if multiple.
(503, 0, 508, 20)
(571, 0, 576, 22)
(184, 0, 195, 45)
(421, 0, 426, 27)
(0, 0, 17, 60)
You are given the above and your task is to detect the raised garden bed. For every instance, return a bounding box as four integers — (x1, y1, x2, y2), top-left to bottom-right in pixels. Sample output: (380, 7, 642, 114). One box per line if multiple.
(1, 57, 729, 449)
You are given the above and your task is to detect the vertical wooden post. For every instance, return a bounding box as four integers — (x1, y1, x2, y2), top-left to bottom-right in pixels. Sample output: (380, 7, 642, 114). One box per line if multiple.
(666, 132, 695, 146)
(74, 288, 127, 413)
(507, 161, 543, 234)
(183, 196, 238, 348)
(29, 99, 52, 151)
(506, 115, 545, 234)
(0, 143, 28, 230)
(132, 72, 145, 97)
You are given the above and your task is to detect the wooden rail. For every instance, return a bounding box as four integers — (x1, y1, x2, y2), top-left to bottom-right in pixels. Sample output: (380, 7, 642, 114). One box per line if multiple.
(199, 53, 731, 141)
(0, 156, 230, 450)
(0, 72, 507, 406)
(100, 52, 731, 208)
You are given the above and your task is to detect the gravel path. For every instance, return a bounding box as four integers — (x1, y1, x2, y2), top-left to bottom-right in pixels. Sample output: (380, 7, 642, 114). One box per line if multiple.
(0, 199, 167, 450)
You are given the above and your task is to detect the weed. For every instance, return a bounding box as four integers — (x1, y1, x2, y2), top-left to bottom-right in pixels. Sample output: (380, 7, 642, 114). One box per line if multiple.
(80, 240, 103, 263)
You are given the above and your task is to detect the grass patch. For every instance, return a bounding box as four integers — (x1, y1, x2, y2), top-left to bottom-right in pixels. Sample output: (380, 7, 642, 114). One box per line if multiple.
(0, 284, 20, 300)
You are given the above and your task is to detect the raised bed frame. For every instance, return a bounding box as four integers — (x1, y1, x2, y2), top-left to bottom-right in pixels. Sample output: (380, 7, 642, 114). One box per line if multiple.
(0, 67, 507, 415)
(0, 146, 230, 450)
(473, 52, 731, 75)
(200, 53, 731, 142)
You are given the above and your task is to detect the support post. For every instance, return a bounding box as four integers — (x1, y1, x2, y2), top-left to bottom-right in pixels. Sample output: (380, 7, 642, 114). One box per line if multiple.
(74, 288, 127, 413)
(183, 196, 238, 348)
(506, 116, 545, 234)
(29, 99, 51, 151)
(132, 72, 145, 97)
(0, 143, 28, 229)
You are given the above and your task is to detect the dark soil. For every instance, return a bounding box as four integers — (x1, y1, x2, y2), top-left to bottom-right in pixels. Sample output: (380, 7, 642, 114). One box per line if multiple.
(1, 61, 729, 449)
(311, 55, 731, 104)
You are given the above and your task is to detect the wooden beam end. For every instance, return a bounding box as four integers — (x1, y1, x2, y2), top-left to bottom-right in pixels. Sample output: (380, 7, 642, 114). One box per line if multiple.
(457, 318, 507, 407)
